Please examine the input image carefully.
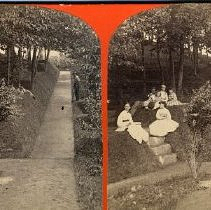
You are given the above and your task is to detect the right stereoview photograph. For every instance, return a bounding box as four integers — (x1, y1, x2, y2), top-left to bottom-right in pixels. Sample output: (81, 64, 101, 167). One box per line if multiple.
(108, 3, 211, 210)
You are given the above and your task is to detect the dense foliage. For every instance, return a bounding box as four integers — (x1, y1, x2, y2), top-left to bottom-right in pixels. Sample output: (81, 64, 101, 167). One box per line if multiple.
(0, 86, 21, 121)
(109, 4, 211, 102)
(182, 81, 211, 179)
(0, 5, 101, 136)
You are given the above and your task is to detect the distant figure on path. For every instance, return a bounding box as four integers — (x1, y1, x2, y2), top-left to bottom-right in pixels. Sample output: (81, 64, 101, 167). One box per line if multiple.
(73, 73, 80, 101)
(149, 101, 179, 137)
(116, 103, 149, 144)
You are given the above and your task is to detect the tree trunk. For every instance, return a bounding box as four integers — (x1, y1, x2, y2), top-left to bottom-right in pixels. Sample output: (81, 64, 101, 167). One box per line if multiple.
(206, 47, 209, 64)
(37, 47, 42, 60)
(193, 42, 198, 76)
(189, 130, 199, 179)
(141, 44, 146, 95)
(190, 150, 198, 179)
(27, 46, 31, 63)
(44, 48, 50, 71)
(18, 47, 23, 86)
(169, 47, 176, 91)
(31, 46, 37, 90)
(157, 49, 164, 84)
(7, 46, 11, 85)
(177, 42, 185, 95)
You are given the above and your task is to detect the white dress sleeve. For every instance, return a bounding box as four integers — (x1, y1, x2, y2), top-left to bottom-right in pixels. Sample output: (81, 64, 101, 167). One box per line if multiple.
(129, 114, 133, 124)
(166, 109, 172, 120)
(165, 92, 168, 101)
(156, 109, 163, 120)
(117, 112, 124, 128)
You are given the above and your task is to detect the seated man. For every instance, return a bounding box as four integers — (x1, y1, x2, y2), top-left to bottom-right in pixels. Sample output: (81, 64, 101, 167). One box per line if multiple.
(143, 87, 157, 109)
(158, 84, 168, 102)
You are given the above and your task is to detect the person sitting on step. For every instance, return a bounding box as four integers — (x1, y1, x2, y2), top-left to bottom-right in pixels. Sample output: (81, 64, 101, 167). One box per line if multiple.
(149, 101, 179, 137)
(116, 102, 149, 145)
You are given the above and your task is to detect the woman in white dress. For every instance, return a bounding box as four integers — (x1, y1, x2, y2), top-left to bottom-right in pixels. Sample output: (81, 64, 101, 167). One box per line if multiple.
(167, 89, 182, 106)
(116, 103, 149, 144)
(149, 101, 179, 137)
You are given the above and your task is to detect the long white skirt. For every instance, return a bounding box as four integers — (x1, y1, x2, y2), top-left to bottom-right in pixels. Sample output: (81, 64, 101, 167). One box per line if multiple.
(149, 119, 179, 137)
(127, 123, 149, 144)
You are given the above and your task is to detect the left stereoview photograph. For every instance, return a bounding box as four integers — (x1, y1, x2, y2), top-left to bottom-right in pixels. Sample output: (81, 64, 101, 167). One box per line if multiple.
(0, 5, 101, 210)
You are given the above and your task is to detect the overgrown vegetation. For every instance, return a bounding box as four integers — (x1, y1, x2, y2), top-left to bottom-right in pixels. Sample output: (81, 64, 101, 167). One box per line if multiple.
(182, 81, 211, 179)
(109, 4, 211, 104)
(0, 63, 59, 158)
(109, 175, 205, 210)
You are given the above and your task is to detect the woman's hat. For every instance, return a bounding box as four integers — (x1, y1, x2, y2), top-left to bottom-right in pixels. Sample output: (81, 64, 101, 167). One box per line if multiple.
(161, 84, 166, 88)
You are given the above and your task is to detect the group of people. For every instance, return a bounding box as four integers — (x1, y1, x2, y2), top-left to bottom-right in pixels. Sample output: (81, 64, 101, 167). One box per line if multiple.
(116, 84, 180, 145)
(144, 85, 182, 110)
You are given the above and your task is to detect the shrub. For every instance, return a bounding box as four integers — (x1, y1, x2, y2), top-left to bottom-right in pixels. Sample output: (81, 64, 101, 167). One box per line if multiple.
(183, 81, 211, 179)
(0, 86, 21, 121)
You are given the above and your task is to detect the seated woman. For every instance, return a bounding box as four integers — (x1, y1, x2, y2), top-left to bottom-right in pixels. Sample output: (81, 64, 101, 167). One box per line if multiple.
(167, 89, 182, 106)
(116, 103, 149, 144)
(149, 101, 179, 137)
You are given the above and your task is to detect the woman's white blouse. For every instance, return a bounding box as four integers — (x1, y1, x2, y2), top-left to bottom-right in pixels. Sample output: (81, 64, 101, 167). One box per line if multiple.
(117, 110, 133, 128)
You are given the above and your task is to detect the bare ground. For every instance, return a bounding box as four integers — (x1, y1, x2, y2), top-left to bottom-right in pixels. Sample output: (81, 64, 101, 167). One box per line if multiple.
(0, 71, 80, 210)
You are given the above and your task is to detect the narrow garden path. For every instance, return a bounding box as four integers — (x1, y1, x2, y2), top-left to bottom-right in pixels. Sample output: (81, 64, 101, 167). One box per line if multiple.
(108, 162, 211, 198)
(175, 183, 211, 210)
(0, 71, 80, 210)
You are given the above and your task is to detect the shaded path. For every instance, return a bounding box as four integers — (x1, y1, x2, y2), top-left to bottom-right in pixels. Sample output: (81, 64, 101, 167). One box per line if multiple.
(0, 71, 80, 210)
(175, 185, 211, 210)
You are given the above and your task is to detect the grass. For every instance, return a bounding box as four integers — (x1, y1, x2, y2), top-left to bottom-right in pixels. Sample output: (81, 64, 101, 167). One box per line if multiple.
(108, 174, 207, 210)
(73, 100, 102, 210)
(108, 128, 161, 184)
(0, 63, 59, 158)
(108, 105, 186, 183)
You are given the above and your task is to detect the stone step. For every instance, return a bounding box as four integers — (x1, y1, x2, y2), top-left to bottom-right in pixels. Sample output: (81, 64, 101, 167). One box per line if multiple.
(149, 136, 165, 147)
(151, 143, 171, 156)
(158, 153, 177, 166)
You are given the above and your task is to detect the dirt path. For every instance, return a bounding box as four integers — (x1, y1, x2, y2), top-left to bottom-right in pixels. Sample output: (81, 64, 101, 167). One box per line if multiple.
(0, 71, 80, 210)
(175, 186, 211, 210)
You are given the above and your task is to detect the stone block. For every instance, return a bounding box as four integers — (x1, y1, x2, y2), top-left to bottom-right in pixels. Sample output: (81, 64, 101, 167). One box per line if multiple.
(151, 143, 171, 156)
(158, 153, 177, 165)
(149, 136, 165, 147)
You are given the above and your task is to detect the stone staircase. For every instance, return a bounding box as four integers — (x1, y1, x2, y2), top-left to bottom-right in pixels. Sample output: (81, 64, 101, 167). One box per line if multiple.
(148, 136, 177, 166)
(108, 107, 177, 166)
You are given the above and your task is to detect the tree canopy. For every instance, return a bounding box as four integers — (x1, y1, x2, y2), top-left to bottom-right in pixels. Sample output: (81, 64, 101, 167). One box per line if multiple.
(0, 5, 101, 136)
(110, 4, 211, 98)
